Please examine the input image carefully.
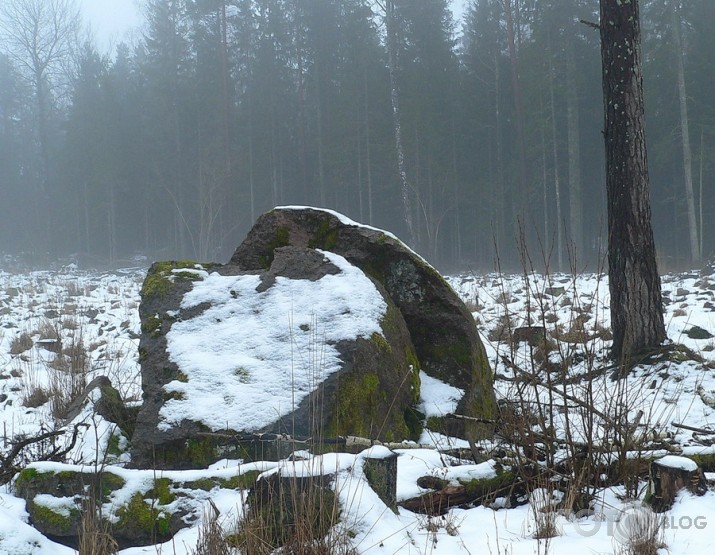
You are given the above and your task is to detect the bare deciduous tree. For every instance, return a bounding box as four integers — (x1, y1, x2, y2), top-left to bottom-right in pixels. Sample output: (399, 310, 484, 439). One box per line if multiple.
(0, 0, 81, 186)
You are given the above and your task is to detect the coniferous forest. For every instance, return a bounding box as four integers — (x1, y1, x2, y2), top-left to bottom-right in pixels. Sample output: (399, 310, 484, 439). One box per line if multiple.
(0, 0, 713, 272)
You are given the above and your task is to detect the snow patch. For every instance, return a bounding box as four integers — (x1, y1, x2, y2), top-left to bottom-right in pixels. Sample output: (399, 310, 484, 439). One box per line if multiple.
(163, 250, 387, 432)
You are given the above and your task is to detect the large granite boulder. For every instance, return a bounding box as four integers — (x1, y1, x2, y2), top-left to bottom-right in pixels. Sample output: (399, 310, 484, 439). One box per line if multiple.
(231, 207, 496, 433)
(131, 207, 496, 469)
(131, 244, 420, 468)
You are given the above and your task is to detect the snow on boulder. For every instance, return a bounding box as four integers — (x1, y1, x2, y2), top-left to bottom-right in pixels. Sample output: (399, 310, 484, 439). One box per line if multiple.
(131, 244, 421, 469)
(231, 206, 497, 438)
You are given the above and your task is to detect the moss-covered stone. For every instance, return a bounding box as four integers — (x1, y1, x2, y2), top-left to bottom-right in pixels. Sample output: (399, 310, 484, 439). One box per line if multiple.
(229, 207, 497, 444)
(460, 470, 516, 504)
(115, 492, 171, 540)
(28, 500, 80, 536)
(145, 478, 175, 505)
(308, 218, 339, 251)
(245, 473, 340, 550)
(218, 470, 261, 490)
(258, 227, 290, 268)
(141, 261, 199, 301)
(98, 471, 126, 502)
(363, 453, 398, 512)
(14, 467, 40, 492)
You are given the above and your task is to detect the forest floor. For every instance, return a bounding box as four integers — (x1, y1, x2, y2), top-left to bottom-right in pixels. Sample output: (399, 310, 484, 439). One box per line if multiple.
(0, 260, 714, 554)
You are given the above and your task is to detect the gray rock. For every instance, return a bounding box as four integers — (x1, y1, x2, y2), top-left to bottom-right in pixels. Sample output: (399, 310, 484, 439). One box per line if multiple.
(131, 247, 419, 469)
(231, 207, 496, 437)
(131, 208, 496, 469)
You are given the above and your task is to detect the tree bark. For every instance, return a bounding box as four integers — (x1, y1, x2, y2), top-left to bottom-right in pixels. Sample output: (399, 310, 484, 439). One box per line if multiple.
(599, 0, 666, 362)
(671, 1, 699, 264)
(548, 48, 563, 272)
(503, 0, 527, 214)
(385, 0, 414, 246)
(566, 43, 583, 260)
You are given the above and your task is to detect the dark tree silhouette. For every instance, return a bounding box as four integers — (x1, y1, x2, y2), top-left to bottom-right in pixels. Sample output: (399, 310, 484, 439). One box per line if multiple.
(599, 0, 666, 362)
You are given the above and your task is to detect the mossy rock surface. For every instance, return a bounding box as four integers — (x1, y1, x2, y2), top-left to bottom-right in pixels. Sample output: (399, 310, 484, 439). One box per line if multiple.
(132, 260, 220, 468)
(133, 235, 423, 468)
(132, 207, 496, 470)
(14, 464, 222, 549)
(27, 500, 81, 537)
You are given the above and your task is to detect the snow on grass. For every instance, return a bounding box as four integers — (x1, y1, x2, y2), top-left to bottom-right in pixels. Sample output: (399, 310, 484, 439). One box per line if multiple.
(163, 250, 387, 432)
(2, 262, 715, 553)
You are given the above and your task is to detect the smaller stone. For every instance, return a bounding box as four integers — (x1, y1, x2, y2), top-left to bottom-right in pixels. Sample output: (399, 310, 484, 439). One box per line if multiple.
(685, 325, 713, 340)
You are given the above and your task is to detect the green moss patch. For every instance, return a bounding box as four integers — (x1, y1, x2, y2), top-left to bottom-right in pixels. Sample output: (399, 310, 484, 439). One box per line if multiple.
(115, 492, 171, 538)
(140, 260, 207, 302)
(29, 501, 80, 535)
(145, 478, 175, 505)
(370, 332, 392, 354)
(258, 227, 290, 268)
(460, 470, 516, 505)
(308, 218, 338, 251)
(218, 470, 260, 490)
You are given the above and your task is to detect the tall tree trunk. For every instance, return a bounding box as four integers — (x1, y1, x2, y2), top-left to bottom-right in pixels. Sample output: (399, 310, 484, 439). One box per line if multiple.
(599, 0, 666, 362)
(699, 127, 704, 258)
(566, 44, 583, 260)
(549, 50, 563, 272)
(672, 1, 699, 264)
(503, 0, 527, 214)
(386, 0, 415, 245)
(494, 49, 506, 256)
(363, 69, 374, 226)
(315, 60, 326, 207)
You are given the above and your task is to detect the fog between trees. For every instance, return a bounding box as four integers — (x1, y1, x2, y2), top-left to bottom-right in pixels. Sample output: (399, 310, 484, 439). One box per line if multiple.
(0, 0, 712, 271)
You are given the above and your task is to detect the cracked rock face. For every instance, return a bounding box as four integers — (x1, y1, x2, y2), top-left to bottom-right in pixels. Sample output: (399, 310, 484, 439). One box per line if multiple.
(131, 207, 495, 469)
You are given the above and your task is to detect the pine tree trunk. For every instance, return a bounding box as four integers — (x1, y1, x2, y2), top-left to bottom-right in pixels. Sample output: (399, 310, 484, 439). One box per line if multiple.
(566, 44, 583, 260)
(672, 2, 699, 264)
(363, 70, 374, 226)
(549, 50, 563, 272)
(503, 0, 527, 214)
(599, 0, 666, 362)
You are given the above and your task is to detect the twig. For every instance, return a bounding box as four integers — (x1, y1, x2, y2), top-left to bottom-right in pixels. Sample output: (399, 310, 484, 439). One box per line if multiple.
(0, 423, 89, 483)
(580, 19, 600, 30)
(195, 431, 440, 450)
(671, 421, 715, 435)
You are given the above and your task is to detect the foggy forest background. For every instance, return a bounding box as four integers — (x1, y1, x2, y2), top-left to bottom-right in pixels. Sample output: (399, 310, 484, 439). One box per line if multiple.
(0, 0, 713, 272)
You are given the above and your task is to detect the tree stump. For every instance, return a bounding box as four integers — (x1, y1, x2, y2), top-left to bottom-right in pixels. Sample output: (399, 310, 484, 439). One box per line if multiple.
(363, 448, 398, 512)
(648, 455, 707, 511)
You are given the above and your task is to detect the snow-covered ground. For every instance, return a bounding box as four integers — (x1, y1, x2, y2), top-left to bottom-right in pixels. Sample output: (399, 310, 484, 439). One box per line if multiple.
(1, 262, 714, 554)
